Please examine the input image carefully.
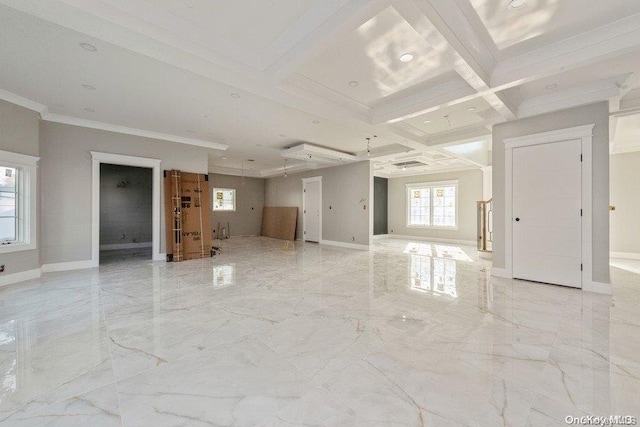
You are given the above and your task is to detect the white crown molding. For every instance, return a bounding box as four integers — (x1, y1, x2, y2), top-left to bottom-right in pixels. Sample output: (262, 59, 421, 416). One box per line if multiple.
(209, 166, 263, 178)
(0, 88, 48, 113)
(42, 113, 228, 151)
(518, 77, 626, 119)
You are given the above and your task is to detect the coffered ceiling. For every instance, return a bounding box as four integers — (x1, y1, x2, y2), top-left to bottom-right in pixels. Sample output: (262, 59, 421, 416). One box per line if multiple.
(1, 0, 639, 178)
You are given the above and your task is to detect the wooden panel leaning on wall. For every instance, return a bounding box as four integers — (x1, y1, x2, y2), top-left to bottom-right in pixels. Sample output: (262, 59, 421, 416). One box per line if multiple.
(164, 170, 213, 261)
(261, 207, 298, 241)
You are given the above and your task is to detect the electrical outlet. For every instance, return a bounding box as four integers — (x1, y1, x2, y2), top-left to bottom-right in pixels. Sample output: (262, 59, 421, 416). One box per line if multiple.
(352, 237, 355, 242)
(0, 265, 5, 273)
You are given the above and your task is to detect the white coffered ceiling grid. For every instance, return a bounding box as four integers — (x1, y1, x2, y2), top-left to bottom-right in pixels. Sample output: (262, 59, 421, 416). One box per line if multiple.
(0, 0, 640, 177)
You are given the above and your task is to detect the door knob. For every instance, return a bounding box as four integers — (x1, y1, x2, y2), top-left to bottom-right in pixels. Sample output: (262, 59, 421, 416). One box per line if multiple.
(515, 218, 520, 222)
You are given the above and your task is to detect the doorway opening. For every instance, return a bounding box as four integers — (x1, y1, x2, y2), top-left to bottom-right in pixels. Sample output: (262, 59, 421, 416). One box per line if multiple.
(99, 163, 152, 264)
(302, 176, 322, 243)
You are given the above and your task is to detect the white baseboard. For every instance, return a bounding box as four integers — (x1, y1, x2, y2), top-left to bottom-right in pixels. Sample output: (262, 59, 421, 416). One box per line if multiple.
(584, 281, 613, 295)
(100, 242, 152, 250)
(0, 268, 42, 287)
(320, 239, 370, 251)
(154, 253, 167, 261)
(377, 234, 477, 246)
(611, 252, 640, 260)
(41, 259, 97, 273)
(491, 267, 511, 278)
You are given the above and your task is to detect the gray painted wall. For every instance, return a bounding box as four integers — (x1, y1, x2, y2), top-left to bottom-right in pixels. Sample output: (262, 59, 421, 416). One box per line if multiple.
(265, 161, 372, 246)
(492, 102, 610, 283)
(387, 169, 482, 242)
(209, 174, 265, 238)
(610, 151, 640, 255)
(40, 121, 210, 264)
(374, 177, 388, 235)
(0, 99, 40, 275)
(100, 164, 152, 246)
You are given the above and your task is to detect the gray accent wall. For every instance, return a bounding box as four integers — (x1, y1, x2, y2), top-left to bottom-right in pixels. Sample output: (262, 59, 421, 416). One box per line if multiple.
(40, 121, 210, 264)
(387, 169, 482, 242)
(265, 161, 372, 246)
(492, 102, 610, 284)
(610, 151, 640, 255)
(209, 174, 265, 238)
(374, 177, 388, 235)
(0, 99, 40, 275)
(100, 164, 152, 246)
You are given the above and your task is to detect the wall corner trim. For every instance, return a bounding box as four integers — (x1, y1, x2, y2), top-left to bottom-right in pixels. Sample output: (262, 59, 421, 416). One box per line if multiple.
(41, 260, 96, 273)
(320, 240, 370, 251)
(0, 268, 42, 287)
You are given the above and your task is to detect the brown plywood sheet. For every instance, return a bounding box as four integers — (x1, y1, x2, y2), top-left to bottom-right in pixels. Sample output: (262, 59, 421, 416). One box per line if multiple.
(261, 207, 298, 241)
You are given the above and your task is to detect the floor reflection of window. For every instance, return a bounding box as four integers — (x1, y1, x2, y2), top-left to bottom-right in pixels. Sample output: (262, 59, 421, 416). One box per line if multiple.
(404, 243, 472, 262)
(212, 265, 235, 289)
(410, 255, 457, 298)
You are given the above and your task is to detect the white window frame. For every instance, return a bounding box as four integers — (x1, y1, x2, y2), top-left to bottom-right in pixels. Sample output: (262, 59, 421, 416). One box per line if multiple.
(0, 150, 39, 254)
(212, 188, 236, 212)
(406, 180, 459, 230)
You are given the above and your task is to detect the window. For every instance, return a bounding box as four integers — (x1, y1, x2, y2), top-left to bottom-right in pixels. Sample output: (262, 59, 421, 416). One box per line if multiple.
(213, 188, 236, 211)
(0, 150, 38, 254)
(407, 181, 457, 229)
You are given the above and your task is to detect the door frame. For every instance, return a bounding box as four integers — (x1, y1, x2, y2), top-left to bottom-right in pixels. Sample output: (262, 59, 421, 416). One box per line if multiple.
(302, 176, 322, 242)
(91, 151, 163, 266)
(503, 124, 598, 291)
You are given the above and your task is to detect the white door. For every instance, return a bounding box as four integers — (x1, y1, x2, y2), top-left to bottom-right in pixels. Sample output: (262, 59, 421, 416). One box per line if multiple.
(304, 180, 321, 242)
(513, 139, 582, 288)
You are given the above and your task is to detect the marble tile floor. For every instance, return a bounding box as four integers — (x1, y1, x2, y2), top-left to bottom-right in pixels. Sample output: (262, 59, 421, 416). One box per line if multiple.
(0, 236, 638, 426)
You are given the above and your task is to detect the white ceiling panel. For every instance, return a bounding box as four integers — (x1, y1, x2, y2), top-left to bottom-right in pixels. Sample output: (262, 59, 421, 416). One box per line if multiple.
(295, 6, 452, 106)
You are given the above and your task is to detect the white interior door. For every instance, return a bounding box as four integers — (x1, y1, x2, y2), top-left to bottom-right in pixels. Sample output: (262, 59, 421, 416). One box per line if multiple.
(304, 180, 320, 242)
(513, 139, 582, 288)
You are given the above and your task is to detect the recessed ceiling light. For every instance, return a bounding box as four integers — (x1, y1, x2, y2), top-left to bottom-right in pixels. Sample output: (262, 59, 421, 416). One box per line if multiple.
(222, 157, 227, 160)
(400, 53, 414, 62)
(546, 83, 559, 90)
(79, 42, 97, 52)
(467, 107, 477, 112)
(348, 80, 359, 87)
(84, 108, 95, 113)
(423, 120, 431, 124)
(82, 84, 96, 90)
(312, 120, 320, 124)
(230, 93, 241, 98)
(508, 0, 526, 9)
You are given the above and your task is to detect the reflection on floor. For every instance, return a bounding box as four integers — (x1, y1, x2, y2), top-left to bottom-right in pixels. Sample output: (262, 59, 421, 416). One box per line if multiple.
(0, 237, 638, 426)
(99, 247, 152, 264)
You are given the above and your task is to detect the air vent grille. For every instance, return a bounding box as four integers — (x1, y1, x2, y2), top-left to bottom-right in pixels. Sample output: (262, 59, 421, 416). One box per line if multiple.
(393, 161, 427, 168)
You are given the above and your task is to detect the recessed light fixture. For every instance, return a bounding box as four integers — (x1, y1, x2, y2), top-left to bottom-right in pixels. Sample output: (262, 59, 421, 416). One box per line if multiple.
(467, 107, 477, 112)
(230, 93, 241, 98)
(84, 108, 95, 113)
(79, 42, 97, 52)
(348, 80, 359, 87)
(546, 83, 559, 90)
(82, 84, 96, 90)
(312, 120, 320, 124)
(423, 119, 431, 124)
(508, 0, 526, 9)
(400, 53, 414, 62)
(222, 157, 227, 160)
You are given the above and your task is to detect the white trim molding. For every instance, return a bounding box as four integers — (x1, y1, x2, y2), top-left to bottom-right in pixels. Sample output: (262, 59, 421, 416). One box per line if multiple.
(611, 252, 640, 260)
(302, 176, 322, 243)
(376, 234, 476, 246)
(100, 242, 153, 250)
(91, 152, 163, 266)
(0, 268, 41, 287)
(41, 260, 96, 273)
(501, 124, 612, 294)
(320, 239, 370, 251)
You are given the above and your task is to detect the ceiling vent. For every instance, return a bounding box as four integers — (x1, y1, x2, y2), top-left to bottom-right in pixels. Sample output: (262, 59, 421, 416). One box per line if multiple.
(393, 160, 428, 168)
(281, 143, 357, 164)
